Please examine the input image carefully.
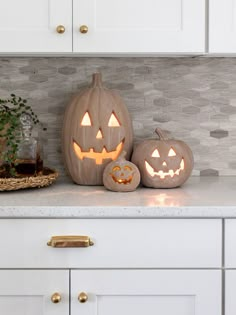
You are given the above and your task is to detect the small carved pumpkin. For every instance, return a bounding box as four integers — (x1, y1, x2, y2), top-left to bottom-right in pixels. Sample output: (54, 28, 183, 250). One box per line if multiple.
(131, 128, 194, 188)
(62, 73, 133, 185)
(103, 151, 140, 192)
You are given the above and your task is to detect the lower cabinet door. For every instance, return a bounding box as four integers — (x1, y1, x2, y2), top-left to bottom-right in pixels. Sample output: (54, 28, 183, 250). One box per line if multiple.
(225, 270, 236, 315)
(0, 270, 69, 315)
(71, 270, 221, 315)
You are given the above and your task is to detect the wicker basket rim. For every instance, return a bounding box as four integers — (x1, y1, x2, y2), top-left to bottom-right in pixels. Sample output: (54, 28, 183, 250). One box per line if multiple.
(0, 167, 59, 191)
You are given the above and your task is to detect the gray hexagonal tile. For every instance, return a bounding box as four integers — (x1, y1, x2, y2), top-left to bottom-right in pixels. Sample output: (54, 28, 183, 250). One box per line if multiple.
(210, 129, 229, 139)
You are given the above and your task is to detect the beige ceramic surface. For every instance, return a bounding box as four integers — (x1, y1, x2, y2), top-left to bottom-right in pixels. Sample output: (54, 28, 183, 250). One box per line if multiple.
(103, 152, 140, 192)
(132, 128, 194, 188)
(62, 73, 133, 185)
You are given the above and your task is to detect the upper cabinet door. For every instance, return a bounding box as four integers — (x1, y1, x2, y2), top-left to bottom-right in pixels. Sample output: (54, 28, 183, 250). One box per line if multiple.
(73, 0, 205, 53)
(0, 0, 72, 52)
(209, 0, 236, 53)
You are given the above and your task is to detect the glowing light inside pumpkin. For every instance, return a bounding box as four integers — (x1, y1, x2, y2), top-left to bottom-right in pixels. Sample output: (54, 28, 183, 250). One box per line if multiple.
(108, 113, 120, 127)
(110, 165, 133, 185)
(168, 148, 176, 157)
(81, 112, 92, 126)
(124, 165, 132, 171)
(152, 149, 160, 157)
(96, 129, 103, 139)
(145, 158, 185, 179)
(73, 140, 123, 165)
(113, 166, 121, 171)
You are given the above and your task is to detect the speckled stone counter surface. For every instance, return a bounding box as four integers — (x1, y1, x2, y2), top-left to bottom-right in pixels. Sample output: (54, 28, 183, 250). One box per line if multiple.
(1, 176, 236, 218)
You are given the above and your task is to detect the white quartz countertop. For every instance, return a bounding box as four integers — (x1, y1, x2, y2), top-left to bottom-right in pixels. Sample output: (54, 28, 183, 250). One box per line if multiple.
(1, 176, 236, 218)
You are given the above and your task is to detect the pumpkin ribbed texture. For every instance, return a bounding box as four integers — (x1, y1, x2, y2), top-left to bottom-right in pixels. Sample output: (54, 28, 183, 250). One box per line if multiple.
(62, 73, 133, 185)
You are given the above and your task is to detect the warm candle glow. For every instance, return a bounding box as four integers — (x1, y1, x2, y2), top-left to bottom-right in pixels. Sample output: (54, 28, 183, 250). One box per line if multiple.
(151, 149, 160, 157)
(108, 113, 120, 127)
(81, 112, 92, 126)
(96, 129, 103, 139)
(168, 148, 176, 157)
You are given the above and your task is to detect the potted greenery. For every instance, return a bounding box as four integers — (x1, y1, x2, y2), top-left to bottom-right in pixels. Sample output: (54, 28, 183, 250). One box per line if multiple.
(0, 94, 39, 178)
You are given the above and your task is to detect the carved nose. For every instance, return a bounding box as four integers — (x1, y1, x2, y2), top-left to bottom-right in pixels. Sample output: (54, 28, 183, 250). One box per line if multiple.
(162, 161, 167, 166)
(96, 129, 103, 139)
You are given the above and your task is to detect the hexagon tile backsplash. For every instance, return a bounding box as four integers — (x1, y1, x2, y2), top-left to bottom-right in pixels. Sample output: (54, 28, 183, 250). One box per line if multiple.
(0, 57, 236, 178)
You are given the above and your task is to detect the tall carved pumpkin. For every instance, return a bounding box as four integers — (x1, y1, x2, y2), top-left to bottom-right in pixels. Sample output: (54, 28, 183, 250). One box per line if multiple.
(62, 73, 133, 185)
(132, 128, 193, 188)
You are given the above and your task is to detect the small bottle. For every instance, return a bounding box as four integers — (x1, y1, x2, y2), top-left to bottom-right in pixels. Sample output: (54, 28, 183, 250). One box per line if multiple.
(15, 113, 38, 176)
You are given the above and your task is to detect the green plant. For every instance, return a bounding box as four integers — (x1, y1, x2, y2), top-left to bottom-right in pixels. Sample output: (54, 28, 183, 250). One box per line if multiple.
(0, 94, 39, 177)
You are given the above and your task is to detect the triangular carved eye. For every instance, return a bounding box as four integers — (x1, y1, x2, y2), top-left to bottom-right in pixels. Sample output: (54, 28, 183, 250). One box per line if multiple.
(108, 113, 120, 127)
(81, 112, 92, 126)
(152, 149, 160, 157)
(168, 148, 176, 157)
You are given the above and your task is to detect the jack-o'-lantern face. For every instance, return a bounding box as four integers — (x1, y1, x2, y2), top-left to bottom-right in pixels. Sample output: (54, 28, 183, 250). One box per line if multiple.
(131, 128, 194, 189)
(110, 165, 134, 185)
(103, 152, 141, 192)
(73, 111, 124, 165)
(145, 147, 185, 179)
(62, 73, 133, 186)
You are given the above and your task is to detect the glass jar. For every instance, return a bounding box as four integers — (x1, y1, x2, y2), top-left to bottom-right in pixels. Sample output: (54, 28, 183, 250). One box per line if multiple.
(15, 113, 38, 176)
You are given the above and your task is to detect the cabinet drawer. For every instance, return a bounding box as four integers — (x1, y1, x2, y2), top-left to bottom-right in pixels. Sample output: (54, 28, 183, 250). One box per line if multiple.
(225, 219, 236, 267)
(0, 219, 221, 268)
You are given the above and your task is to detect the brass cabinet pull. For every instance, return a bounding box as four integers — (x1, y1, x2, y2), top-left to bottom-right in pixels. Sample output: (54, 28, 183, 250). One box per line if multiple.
(51, 292, 61, 303)
(47, 235, 94, 248)
(79, 25, 88, 34)
(78, 292, 88, 303)
(56, 25, 65, 34)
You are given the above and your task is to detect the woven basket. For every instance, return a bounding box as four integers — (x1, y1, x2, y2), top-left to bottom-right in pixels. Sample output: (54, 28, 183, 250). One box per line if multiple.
(0, 167, 59, 191)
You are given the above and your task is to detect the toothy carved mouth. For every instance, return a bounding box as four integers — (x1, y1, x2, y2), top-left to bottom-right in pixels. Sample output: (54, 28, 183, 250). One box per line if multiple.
(111, 175, 133, 185)
(145, 159, 185, 179)
(73, 140, 124, 165)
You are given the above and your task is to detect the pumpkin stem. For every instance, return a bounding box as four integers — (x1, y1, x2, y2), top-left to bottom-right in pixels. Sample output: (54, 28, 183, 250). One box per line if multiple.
(91, 73, 103, 88)
(155, 128, 169, 140)
(119, 151, 127, 160)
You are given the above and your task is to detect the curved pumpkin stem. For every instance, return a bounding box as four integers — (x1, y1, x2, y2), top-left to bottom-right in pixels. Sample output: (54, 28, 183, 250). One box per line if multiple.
(91, 73, 103, 88)
(155, 128, 169, 140)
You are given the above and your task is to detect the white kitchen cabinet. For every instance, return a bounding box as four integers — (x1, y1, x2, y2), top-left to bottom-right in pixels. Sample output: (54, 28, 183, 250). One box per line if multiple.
(209, 0, 236, 53)
(0, 218, 222, 315)
(71, 270, 221, 315)
(0, 270, 69, 315)
(0, 0, 205, 53)
(0, 0, 72, 52)
(0, 219, 221, 268)
(225, 271, 236, 315)
(73, 0, 205, 53)
(224, 219, 236, 268)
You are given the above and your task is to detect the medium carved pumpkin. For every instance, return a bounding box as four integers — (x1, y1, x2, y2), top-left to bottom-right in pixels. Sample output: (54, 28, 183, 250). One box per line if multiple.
(132, 128, 194, 188)
(103, 151, 140, 192)
(62, 73, 133, 185)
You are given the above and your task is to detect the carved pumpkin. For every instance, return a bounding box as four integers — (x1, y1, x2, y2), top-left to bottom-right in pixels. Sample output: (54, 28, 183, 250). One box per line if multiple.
(103, 151, 140, 192)
(131, 128, 194, 188)
(62, 73, 133, 185)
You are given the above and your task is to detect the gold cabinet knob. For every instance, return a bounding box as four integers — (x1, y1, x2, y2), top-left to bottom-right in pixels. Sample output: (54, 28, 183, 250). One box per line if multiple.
(79, 25, 88, 34)
(78, 292, 88, 303)
(51, 292, 61, 303)
(56, 25, 65, 34)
